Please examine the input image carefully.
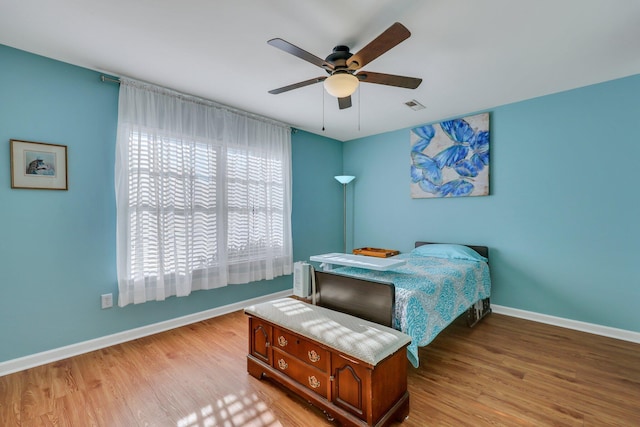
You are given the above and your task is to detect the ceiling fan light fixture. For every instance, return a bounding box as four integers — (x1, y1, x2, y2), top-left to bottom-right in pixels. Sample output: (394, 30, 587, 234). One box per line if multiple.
(324, 73, 359, 98)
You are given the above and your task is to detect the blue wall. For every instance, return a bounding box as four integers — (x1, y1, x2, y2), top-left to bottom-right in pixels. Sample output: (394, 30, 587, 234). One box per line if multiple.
(0, 45, 343, 362)
(292, 130, 345, 260)
(2, 42, 637, 364)
(343, 74, 640, 332)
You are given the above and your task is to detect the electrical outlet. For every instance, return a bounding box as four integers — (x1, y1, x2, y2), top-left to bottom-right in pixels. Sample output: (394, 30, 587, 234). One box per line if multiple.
(101, 293, 113, 309)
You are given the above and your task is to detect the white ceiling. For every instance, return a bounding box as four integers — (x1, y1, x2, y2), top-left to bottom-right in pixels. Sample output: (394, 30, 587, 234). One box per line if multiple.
(1, 0, 639, 141)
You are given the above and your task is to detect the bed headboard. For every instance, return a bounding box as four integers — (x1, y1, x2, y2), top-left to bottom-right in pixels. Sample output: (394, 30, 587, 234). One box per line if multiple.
(415, 241, 489, 260)
(313, 271, 395, 327)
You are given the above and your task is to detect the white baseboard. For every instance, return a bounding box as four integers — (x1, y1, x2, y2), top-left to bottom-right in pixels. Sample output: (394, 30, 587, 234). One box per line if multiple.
(0, 290, 292, 377)
(491, 304, 640, 344)
(3, 296, 638, 378)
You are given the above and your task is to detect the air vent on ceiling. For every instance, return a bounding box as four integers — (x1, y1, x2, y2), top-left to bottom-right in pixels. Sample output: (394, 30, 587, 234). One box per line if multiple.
(405, 99, 425, 111)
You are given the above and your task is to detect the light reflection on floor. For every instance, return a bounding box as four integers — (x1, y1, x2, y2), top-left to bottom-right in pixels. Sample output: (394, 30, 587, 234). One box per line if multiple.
(177, 391, 281, 427)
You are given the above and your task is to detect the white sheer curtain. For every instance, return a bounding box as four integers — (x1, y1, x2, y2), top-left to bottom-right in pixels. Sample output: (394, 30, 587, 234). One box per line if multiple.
(115, 78, 292, 307)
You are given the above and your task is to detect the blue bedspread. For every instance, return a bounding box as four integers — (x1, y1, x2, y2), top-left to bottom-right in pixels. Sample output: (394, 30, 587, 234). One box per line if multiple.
(332, 253, 491, 367)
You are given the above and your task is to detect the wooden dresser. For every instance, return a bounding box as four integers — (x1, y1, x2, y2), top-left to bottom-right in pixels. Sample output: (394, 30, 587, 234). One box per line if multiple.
(245, 298, 411, 427)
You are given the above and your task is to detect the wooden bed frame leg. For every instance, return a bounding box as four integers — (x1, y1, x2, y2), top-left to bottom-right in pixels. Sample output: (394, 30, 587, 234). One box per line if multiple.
(466, 297, 491, 327)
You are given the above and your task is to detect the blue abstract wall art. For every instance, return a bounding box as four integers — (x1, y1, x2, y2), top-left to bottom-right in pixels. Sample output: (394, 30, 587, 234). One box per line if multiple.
(410, 112, 489, 198)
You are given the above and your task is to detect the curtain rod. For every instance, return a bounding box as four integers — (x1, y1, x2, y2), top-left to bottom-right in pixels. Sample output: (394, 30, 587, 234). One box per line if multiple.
(99, 75, 291, 130)
(101, 75, 120, 84)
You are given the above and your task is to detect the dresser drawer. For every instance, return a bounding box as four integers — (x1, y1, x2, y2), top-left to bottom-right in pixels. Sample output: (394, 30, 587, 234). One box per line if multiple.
(273, 327, 330, 373)
(273, 348, 329, 398)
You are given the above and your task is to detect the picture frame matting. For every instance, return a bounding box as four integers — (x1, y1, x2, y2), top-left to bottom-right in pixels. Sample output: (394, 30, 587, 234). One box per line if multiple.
(10, 139, 68, 190)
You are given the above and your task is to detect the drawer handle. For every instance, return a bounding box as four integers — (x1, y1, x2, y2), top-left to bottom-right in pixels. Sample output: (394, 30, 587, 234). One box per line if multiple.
(308, 350, 321, 363)
(278, 336, 288, 347)
(308, 375, 321, 389)
(278, 359, 288, 370)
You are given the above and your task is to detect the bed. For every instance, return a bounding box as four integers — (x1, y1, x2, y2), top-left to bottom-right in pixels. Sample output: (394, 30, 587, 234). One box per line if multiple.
(312, 242, 491, 367)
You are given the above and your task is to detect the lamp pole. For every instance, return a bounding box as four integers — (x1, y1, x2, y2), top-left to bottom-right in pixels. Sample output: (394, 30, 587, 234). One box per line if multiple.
(334, 175, 355, 253)
(341, 182, 347, 253)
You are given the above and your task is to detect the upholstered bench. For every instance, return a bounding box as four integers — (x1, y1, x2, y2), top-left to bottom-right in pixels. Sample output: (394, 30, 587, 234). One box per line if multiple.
(245, 298, 411, 427)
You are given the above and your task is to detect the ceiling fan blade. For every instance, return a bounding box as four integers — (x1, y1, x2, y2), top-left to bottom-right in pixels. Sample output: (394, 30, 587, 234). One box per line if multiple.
(357, 71, 422, 89)
(268, 76, 327, 94)
(268, 38, 334, 70)
(347, 22, 411, 70)
(338, 96, 352, 109)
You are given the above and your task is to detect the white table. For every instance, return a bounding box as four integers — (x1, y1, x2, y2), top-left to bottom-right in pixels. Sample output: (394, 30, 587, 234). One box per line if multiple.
(310, 253, 406, 271)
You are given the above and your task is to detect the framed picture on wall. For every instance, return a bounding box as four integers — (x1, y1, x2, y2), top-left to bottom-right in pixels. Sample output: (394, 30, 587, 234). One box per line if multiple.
(10, 139, 68, 190)
(410, 112, 490, 198)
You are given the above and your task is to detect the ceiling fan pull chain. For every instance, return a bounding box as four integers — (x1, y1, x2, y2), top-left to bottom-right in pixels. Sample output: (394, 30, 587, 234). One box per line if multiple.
(358, 86, 361, 132)
(322, 84, 325, 131)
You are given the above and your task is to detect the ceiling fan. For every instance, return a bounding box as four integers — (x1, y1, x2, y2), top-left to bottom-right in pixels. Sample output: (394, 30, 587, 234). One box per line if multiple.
(267, 22, 422, 110)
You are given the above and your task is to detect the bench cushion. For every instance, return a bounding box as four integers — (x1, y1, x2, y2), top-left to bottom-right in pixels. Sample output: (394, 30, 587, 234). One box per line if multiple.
(244, 298, 411, 366)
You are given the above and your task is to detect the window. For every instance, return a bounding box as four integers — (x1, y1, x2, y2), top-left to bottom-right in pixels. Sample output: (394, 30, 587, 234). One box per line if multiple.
(115, 79, 292, 306)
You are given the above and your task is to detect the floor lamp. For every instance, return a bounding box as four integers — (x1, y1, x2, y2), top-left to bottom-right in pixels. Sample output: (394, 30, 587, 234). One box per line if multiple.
(334, 175, 355, 254)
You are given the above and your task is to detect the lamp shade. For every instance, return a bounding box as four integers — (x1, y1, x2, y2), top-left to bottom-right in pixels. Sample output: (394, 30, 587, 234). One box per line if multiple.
(324, 73, 359, 98)
(334, 175, 355, 184)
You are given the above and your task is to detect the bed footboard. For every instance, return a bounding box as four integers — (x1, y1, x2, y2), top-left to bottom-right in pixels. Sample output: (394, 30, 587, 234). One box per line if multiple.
(313, 270, 395, 327)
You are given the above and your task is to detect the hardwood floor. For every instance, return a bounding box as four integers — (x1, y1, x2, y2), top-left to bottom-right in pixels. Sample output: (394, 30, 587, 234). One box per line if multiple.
(1, 309, 639, 426)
